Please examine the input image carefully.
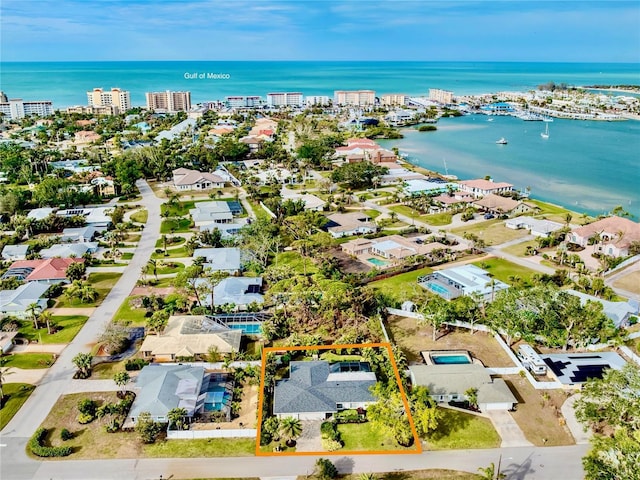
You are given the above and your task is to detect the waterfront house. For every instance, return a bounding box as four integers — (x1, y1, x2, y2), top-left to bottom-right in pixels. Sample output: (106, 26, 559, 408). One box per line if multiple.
(325, 212, 377, 238)
(0, 282, 49, 319)
(1, 244, 29, 261)
(458, 178, 514, 198)
(173, 168, 226, 192)
(567, 216, 640, 258)
(139, 315, 242, 362)
(273, 361, 377, 420)
(504, 217, 564, 238)
(472, 194, 536, 218)
(418, 264, 509, 302)
(409, 364, 517, 411)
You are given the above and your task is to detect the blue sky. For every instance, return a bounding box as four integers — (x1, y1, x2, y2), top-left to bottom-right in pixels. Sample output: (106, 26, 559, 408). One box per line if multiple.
(2, 0, 639, 62)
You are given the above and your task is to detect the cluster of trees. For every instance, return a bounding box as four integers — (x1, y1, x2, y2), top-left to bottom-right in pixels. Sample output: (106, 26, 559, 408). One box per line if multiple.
(331, 162, 388, 190)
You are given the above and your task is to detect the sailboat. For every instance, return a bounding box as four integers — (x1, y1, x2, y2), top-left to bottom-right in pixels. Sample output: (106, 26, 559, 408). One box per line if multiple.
(541, 123, 549, 139)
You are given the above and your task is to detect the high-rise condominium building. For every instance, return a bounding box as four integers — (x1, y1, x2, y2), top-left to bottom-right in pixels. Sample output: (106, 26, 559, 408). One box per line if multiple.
(305, 96, 331, 107)
(428, 89, 454, 104)
(0, 98, 53, 120)
(145, 91, 192, 112)
(333, 90, 376, 106)
(225, 96, 262, 109)
(266, 92, 304, 107)
(380, 94, 408, 106)
(87, 88, 131, 114)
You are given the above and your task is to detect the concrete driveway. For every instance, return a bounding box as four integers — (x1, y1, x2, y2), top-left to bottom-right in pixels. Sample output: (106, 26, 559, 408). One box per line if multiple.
(294, 420, 323, 452)
(486, 410, 534, 447)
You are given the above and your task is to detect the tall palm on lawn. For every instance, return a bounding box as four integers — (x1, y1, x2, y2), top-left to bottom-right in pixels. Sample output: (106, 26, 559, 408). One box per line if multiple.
(0, 366, 14, 401)
(27, 302, 41, 330)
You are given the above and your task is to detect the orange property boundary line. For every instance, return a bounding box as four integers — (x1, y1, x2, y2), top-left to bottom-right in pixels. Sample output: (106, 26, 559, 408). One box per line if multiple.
(255, 342, 422, 456)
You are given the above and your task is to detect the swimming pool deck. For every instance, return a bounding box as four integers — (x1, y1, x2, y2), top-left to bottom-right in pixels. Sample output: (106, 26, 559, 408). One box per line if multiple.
(421, 350, 484, 366)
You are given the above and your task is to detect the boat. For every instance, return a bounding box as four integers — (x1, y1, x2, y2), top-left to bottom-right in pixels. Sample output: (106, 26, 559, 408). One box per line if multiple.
(487, 118, 494, 122)
(496, 137, 508, 144)
(541, 123, 549, 139)
(542, 116, 554, 122)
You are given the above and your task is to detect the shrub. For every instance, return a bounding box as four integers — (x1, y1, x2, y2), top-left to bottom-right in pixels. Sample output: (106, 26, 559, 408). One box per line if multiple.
(60, 428, 73, 441)
(321, 438, 343, 451)
(334, 409, 362, 424)
(77, 399, 97, 416)
(125, 358, 149, 371)
(77, 413, 94, 424)
(320, 421, 341, 442)
(29, 428, 72, 457)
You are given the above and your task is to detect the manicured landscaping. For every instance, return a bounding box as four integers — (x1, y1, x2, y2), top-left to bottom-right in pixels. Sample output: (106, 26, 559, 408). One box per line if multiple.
(424, 212, 453, 226)
(129, 209, 148, 224)
(144, 438, 256, 457)
(121, 252, 134, 260)
(450, 219, 530, 246)
(337, 421, 408, 451)
(1, 353, 55, 369)
(155, 236, 186, 248)
(426, 408, 501, 450)
(160, 218, 193, 234)
(338, 471, 481, 480)
(0, 383, 36, 431)
(113, 296, 148, 326)
(471, 257, 537, 286)
(151, 245, 189, 259)
(161, 200, 196, 217)
(155, 261, 185, 274)
(388, 205, 432, 222)
(19, 315, 89, 344)
(369, 266, 433, 302)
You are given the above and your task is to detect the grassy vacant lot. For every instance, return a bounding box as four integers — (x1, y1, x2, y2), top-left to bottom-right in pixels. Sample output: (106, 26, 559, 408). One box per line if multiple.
(500, 239, 539, 257)
(613, 270, 640, 295)
(471, 257, 537, 286)
(113, 296, 148, 326)
(529, 199, 584, 224)
(160, 218, 193, 234)
(1, 353, 55, 369)
(37, 392, 256, 459)
(129, 209, 148, 224)
(368, 266, 433, 302)
(503, 374, 575, 446)
(387, 315, 514, 367)
(91, 359, 128, 379)
(274, 251, 319, 275)
(450, 219, 529, 246)
(19, 315, 88, 344)
(426, 408, 501, 450)
(337, 422, 409, 451)
(334, 471, 480, 480)
(0, 383, 35, 431)
(388, 206, 452, 226)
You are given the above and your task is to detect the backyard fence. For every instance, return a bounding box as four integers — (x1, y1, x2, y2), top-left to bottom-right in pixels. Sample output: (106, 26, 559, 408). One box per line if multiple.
(167, 428, 257, 440)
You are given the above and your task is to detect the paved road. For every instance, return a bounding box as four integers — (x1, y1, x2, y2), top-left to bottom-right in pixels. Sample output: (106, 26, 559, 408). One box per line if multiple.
(1, 180, 163, 479)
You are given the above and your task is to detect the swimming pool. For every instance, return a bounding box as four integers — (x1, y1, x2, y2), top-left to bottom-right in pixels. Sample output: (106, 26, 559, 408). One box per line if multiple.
(204, 385, 231, 412)
(431, 354, 471, 365)
(228, 322, 262, 334)
(424, 281, 450, 296)
(367, 257, 388, 267)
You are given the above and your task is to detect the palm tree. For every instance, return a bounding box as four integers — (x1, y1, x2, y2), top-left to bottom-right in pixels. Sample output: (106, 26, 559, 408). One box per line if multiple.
(27, 302, 41, 330)
(279, 417, 303, 446)
(113, 371, 131, 396)
(477, 461, 506, 480)
(72, 352, 93, 378)
(148, 259, 158, 281)
(39, 311, 55, 335)
(0, 366, 14, 402)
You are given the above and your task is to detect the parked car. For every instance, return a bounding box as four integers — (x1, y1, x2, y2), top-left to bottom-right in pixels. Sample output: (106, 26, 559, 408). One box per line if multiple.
(484, 213, 495, 219)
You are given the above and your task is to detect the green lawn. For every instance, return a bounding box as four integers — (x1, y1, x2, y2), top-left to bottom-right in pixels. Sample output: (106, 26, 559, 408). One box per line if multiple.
(389, 205, 432, 222)
(151, 245, 189, 259)
(0, 383, 35, 431)
(247, 199, 271, 222)
(19, 315, 89, 344)
(369, 266, 434, 302)
(0, 353, 55, 369)
(424, 212, 453, 226)
(91, 359, 128, 379)
(337, 422, 408, 451)
(161, 200, 196, 217)
(273, 251, 319, 274)
(129, 209, 148, 224)
(160, 218, 193, 234)
(529, 199, 587, 224)
(54, 272, 121, 308)
(501, 239, 540, 257)
(471, 257, 537, 286)
(121, 252, 134, 260)
(365, 209, 382, 219)
(427, 408, 501, 450)
(155, 236, 186, 248)
(155, 261, 185, 275)
(113, 296, 148, 326)
(143, 438, 256, 457)
(319, 352, 363, 362)
(449, 219, 529, 246)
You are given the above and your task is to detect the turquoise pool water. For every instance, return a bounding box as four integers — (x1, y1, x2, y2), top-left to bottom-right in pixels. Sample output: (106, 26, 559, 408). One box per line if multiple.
(431, 354, 471, 365)
(424, 281, 451, 297)
(204, 385, 231, 412)
(228, 323, 262, 334)
(367, 257, 388, 267)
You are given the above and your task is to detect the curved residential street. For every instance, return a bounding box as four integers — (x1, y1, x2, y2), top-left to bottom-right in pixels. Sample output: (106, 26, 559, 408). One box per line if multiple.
(1, 180, 163, 480)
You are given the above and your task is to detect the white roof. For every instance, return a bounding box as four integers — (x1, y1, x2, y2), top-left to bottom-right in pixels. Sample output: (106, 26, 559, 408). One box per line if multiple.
(404, 179, 457, 194)
(27, 207, 55, 220)
(193, 247, 241, 272)
(2, 244, 29, 259)
(39, 243, 98, 259)
(432, 264, 509, 296)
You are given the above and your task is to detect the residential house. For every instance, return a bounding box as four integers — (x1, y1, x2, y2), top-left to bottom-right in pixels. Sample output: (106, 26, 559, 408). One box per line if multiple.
(0, 332, 18, 353)
(472, 194, 537, 218)
(90, 176, 116, 196)
(2, 258, 84, 284)
(1, 244, 29, 261)
(60, 226, 100, 243)
(342, 234, 466, 264)
(409, 364, 517, 411)
(567, 216, 640, 258)
(39, 242, 98, 259)
(341, 238, 375, 257)
(404, 178, 458, 196)
(127, 364, 206, 423)
(418, 264, 509, 301)
(202, 277, 264, 310)
(541, 352, 627, 386)
(155, 118, 197, 143)
(325, 212, 377, 238)
(431, 193, 475, 212)
(56, 207, 113, 228)
(74, 130, 101, 145)
(566, 289, 638, 328)
(281, 190, 326, 211)
(458, 178, 514, 198)
(27, 207, 55, 221)
(239, 135, 265, 153)
(189, 201, 234, 227)
(273, 361, 377, 420)
(139, 315, 242, 362)
(49, 160, 97, 174)
(333, 138, 397, 164)
(173, 168, 226, 192)
(193, 247, 242, 274)
(0, 282, 49, 319)
(252, 168, 294, 186)
(504, 217, 564, 238)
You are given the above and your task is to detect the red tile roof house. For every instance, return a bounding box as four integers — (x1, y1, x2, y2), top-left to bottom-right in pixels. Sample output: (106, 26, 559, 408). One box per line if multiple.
(458, 178, 514, 198)
(334, 138, 398, 164)
(567, 216, 640, 258)
(2, 258, 84, 284)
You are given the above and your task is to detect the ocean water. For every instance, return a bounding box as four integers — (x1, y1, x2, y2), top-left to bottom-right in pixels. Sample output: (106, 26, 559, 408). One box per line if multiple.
(1, 61, 638, 217)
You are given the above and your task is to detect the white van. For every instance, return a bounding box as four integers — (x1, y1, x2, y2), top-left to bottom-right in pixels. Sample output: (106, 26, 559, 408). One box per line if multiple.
(517, 344, 547, 375)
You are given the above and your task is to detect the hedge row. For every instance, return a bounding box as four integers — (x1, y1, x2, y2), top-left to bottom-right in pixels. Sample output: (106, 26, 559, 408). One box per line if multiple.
(29, 428, 72, 457)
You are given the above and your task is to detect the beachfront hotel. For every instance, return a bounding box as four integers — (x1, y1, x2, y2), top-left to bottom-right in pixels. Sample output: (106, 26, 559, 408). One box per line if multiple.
(380, 94, 408, 106)
(145, 90, 192, 113)
(87, 88, 131, 114)
(0, 98, 53, 120)
(429, 88, 454, 104)
(334, 90, 376, 106)
(305, 95, 331, 106)
(225, 96, 262, 109)
(266, 92, 303, 107)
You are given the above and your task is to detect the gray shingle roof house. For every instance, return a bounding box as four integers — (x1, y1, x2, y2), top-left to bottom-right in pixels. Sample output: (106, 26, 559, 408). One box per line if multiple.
(0, 282, 49, 319)
(193, 247, 242, 273)
(273, 361, 377, 420)
(128, 364, 205, 424)
(207, 277, 263, 309)
(1, 245, 29, 261)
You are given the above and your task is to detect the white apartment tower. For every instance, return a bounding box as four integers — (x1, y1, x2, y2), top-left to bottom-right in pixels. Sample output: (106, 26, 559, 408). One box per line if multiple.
(87, 88, 131, 114)
(334, 90, 376, 106)
(428, 89, 454, 104)
(145, 91, 192, 112)
(0, 98, 53, 120)
(266, 92, 304, 107)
